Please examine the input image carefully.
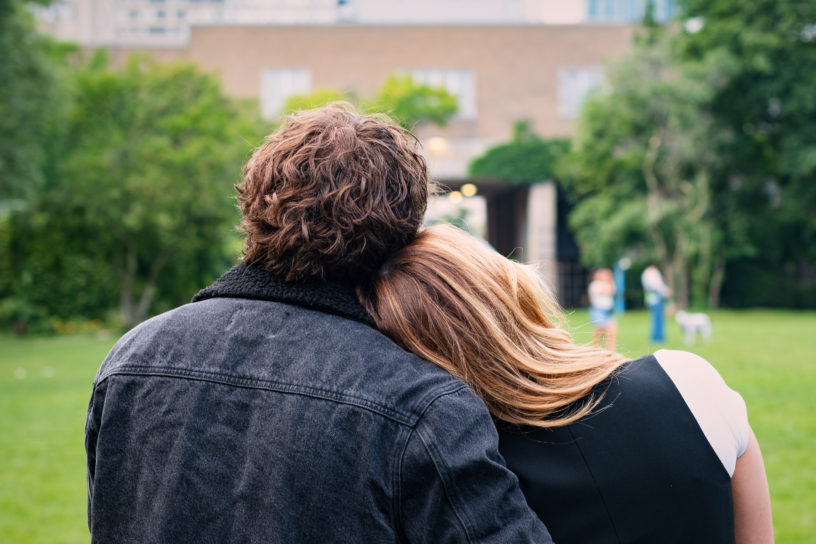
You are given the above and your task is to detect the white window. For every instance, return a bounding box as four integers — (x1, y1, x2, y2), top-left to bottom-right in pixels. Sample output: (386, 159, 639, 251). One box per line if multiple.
(557, 66, 605, 118)
(260, 68, 312, 121)
(410, 69, 477, 119)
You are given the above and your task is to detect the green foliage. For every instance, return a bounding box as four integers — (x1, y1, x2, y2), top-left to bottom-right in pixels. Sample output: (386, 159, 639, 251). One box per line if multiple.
(558, 26, 748, 308)
(721, 259, 816, 309)
(2, 203, 119, 326)
(0, 0, 81, 333)
(558, 2, 816, 309)
(0, 297, 51, 335)
(282, 87, 350, 115)
(284, 73, 458, 130)
(362, 73, 458, 129)
(675, 0, 816, 305)
(468, 120, 571, 184)
(0, 0, 70, 202)
(4, 51, 266, 330)
(3, 10, 454, 333)
(567, 198, 648, 266)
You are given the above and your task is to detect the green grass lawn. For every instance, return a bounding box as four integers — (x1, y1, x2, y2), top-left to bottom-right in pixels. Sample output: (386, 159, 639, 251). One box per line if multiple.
(1, 310, 814, 542)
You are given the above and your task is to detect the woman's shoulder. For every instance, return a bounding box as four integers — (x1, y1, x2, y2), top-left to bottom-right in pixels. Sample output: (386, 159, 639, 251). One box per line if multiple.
(653, 349, 718, 376)
(651, 349, 750, 476)
(651, 349, 738, 407)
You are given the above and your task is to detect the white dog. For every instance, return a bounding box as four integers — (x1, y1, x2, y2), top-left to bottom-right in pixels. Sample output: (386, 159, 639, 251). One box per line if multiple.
(675, 310, 712, 345)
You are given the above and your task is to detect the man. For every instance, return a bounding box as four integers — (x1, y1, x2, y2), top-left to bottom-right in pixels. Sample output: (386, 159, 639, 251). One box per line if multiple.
(85, 104, 552, 543)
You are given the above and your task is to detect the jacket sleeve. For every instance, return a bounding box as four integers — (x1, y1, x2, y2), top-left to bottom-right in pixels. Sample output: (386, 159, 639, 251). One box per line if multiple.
(398, 385, 553, 544)
(84, 378, 107, 532)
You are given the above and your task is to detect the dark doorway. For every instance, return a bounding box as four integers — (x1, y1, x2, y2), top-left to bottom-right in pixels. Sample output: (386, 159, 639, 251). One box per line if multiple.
(555, 184, 588, 308)
(484, 184, 528, 259)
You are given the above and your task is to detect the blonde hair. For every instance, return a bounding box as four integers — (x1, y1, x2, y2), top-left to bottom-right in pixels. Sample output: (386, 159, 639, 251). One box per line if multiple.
(358, 224, 630, 428)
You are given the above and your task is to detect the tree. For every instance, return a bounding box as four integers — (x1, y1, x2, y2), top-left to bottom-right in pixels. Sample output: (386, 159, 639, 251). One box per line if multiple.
(283, 73, 458, 130)
(5, 53, 266, 330)
(558, 29, 740, 309)
(0, 0, 69, 203)
(558, 1, 816, 309)
(468, 120, 570, 183)
(362, 73, 458, 129)
(0, 0, 73, 332)
(675, 0, 816, 307)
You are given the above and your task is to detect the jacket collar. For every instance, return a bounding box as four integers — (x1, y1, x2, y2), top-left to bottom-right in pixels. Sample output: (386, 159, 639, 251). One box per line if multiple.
(192, 263, 373, 326)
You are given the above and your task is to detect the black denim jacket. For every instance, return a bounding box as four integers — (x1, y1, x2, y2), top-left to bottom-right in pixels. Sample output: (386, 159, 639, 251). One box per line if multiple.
(85, 264, 552, 543)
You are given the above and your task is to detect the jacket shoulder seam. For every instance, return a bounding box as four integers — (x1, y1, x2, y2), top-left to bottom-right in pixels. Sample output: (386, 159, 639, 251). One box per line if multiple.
(97, 364, 464, 427)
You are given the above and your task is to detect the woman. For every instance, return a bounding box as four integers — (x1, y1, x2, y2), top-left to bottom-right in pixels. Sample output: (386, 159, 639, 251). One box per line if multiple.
(358, 224, 773, 544)
(588, 268, 617, 350)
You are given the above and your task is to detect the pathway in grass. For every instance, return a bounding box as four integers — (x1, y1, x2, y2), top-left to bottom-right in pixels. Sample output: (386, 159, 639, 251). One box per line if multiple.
(1, 310, 814, 542)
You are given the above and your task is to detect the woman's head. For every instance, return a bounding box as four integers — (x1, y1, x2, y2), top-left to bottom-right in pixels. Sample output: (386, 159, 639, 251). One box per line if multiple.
(593, 268, 613, 284)
(359, 224, 628, 428)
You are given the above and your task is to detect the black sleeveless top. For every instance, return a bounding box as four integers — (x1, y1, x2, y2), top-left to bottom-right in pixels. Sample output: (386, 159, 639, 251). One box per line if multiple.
(498, 355, 735, 544)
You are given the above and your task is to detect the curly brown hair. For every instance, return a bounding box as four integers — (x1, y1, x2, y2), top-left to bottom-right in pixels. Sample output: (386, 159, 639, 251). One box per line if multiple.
(237, 103, 430, 283)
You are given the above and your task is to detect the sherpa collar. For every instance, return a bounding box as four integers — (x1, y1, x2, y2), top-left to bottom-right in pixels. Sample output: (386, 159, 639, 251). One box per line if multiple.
(192, 263, 373, 326)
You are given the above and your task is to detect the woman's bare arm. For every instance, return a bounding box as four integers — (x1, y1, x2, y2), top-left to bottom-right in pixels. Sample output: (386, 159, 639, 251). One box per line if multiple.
(732, 429, 774, 544)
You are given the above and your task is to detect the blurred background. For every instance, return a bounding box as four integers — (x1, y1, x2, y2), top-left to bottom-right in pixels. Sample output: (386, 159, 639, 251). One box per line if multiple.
(1, 0, 814, 542)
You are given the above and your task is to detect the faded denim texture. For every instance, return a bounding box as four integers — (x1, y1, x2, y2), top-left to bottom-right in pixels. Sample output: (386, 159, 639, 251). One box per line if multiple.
(85, 265, 552, 543)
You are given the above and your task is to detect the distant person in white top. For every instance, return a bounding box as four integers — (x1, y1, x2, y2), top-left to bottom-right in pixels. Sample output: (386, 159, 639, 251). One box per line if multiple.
(642, 263, 670, 343)
(588, 268, 617, 350)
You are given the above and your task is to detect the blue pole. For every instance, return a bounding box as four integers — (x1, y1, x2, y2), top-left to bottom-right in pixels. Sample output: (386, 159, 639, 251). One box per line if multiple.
(614, 259, 628, 314)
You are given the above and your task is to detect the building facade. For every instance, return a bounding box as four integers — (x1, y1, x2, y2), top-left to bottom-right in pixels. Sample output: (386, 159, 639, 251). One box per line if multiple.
(586, 0, 675, 23)
(38, 0, 659, 47)
(109, 24, 632, 173)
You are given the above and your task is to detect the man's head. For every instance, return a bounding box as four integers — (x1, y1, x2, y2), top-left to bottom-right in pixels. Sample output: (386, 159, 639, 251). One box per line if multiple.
(237, 102, 430, 283)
